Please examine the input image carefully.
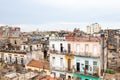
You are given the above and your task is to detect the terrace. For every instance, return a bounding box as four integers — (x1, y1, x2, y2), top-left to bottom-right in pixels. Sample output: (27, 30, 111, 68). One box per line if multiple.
(0, 49, 27, 54)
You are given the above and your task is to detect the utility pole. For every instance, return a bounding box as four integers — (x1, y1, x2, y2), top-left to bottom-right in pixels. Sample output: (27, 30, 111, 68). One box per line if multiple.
(101, 31, 105, 79)
(106, 29, 109, 69)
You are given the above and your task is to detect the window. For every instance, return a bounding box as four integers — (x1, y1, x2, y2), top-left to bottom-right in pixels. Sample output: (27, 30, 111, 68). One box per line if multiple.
(30, 46, 32, 51)
(93, 61, 97, 71)
(60, 58, 63, 66)
(52, 57, 55, 65)
(5, 57, 7, 61)
(85, 44, 89, 53)
(9, 56, 11, 62)
(93, 61, 97, 66)
(14, 40, 17, 44)
(76, 44, 80, 53)
(24, 46, 26, 50)
(52, 44, 55, 49)
(93, 45, 97, 54)
(85, 61, 89, 70)
(21, 58, 24, 64)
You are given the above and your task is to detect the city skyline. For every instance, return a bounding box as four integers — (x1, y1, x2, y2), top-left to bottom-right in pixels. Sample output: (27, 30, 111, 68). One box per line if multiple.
(0, 22, 120, 32)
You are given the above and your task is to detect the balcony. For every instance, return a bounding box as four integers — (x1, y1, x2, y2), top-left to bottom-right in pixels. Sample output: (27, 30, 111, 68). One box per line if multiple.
(51, 66, 65, 72)
(49, 50, 100, 58)
(65, 68, 73, 73)
(49, 50, 74, 56)
(74, 70, 99, 77)
(74, 52, 100, 58)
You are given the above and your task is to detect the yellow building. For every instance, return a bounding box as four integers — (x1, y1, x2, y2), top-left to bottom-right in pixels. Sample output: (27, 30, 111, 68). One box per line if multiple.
(65, 55, 75, 80)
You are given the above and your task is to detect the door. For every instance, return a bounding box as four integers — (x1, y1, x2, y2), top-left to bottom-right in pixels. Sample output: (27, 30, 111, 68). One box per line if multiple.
(68, 44, 71, 53)
(76, 63, 80, 72)
(60, 43, 63, 52)
(68, 59, 71, 71)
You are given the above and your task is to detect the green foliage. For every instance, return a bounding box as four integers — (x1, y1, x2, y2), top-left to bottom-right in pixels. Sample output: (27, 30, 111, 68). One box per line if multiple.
(109, 70, 115, 74)
(105, 69, 110, 73)
(105, 69, 115, 74)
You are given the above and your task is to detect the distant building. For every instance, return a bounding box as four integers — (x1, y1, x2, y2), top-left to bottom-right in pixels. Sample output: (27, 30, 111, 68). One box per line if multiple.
(87, 23, 101, 34)
(0, 25, 20, 38)
(0, 51, 32, 66)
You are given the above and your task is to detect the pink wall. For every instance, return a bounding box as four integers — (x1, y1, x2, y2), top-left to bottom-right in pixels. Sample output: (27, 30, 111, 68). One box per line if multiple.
(67, 41, 101, 57)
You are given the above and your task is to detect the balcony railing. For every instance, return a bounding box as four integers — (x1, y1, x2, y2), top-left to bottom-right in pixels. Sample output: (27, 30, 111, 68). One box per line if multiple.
(74, 69, 99, 77)
(51, 67, 66, 72)
(49, 50, 74, 55)
(65, 68, 74, 73)
(74, 52, 100, 58)
(49, 50, 100, 57)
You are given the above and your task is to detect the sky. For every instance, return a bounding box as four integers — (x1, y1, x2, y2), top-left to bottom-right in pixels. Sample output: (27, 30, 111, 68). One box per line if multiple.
(0, 0, 120, 32)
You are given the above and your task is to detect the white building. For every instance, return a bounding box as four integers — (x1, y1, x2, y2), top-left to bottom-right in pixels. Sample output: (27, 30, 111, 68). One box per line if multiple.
(0, 43, 43, 66)
(0, 51, 32, 66)
(49, 37, 67, 52)
(87, 23, 101, 34)
(20, 43, 44, 60)
(50, 53, 66, 79)
(20, 43, 41, 51)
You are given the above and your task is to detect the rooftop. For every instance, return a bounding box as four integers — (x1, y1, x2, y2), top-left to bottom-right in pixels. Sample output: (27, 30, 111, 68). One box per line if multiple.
(66, 36, 101, 42)
(4, 72, 20, 79)
(27, 60, 50, 70)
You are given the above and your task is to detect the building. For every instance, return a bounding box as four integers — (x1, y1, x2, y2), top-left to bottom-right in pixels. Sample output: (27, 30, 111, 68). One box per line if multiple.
(87, 23, 101, 34)
(49, 37, 67, 52)
(2, 71, 38, 80)
(0, 40, 44, 66)
(0, 50, 32, 66)
(26, 60, 50, 75)
(49, 36, 108, 80)
(49, 36, 106, 80)
(65, 36, 102, 80)
(0, 25, 20, 38)
(49, 37, 67, 79)
(50, 53, 66, 79)
(104, 29, 120, 70)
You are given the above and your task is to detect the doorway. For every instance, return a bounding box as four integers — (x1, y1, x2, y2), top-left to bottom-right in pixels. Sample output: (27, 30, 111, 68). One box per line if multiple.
(68, 59, 71, 71)
(60, 43, 63, 52)
(68, 44, 71, 53)
(76, 62, 80, 72)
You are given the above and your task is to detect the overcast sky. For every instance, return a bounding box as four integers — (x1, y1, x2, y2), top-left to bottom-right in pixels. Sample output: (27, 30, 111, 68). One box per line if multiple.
(0, 0, 120, 32)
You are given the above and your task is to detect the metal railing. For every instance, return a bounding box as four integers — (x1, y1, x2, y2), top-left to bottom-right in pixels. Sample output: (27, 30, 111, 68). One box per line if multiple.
(49, 50, 100, 57)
